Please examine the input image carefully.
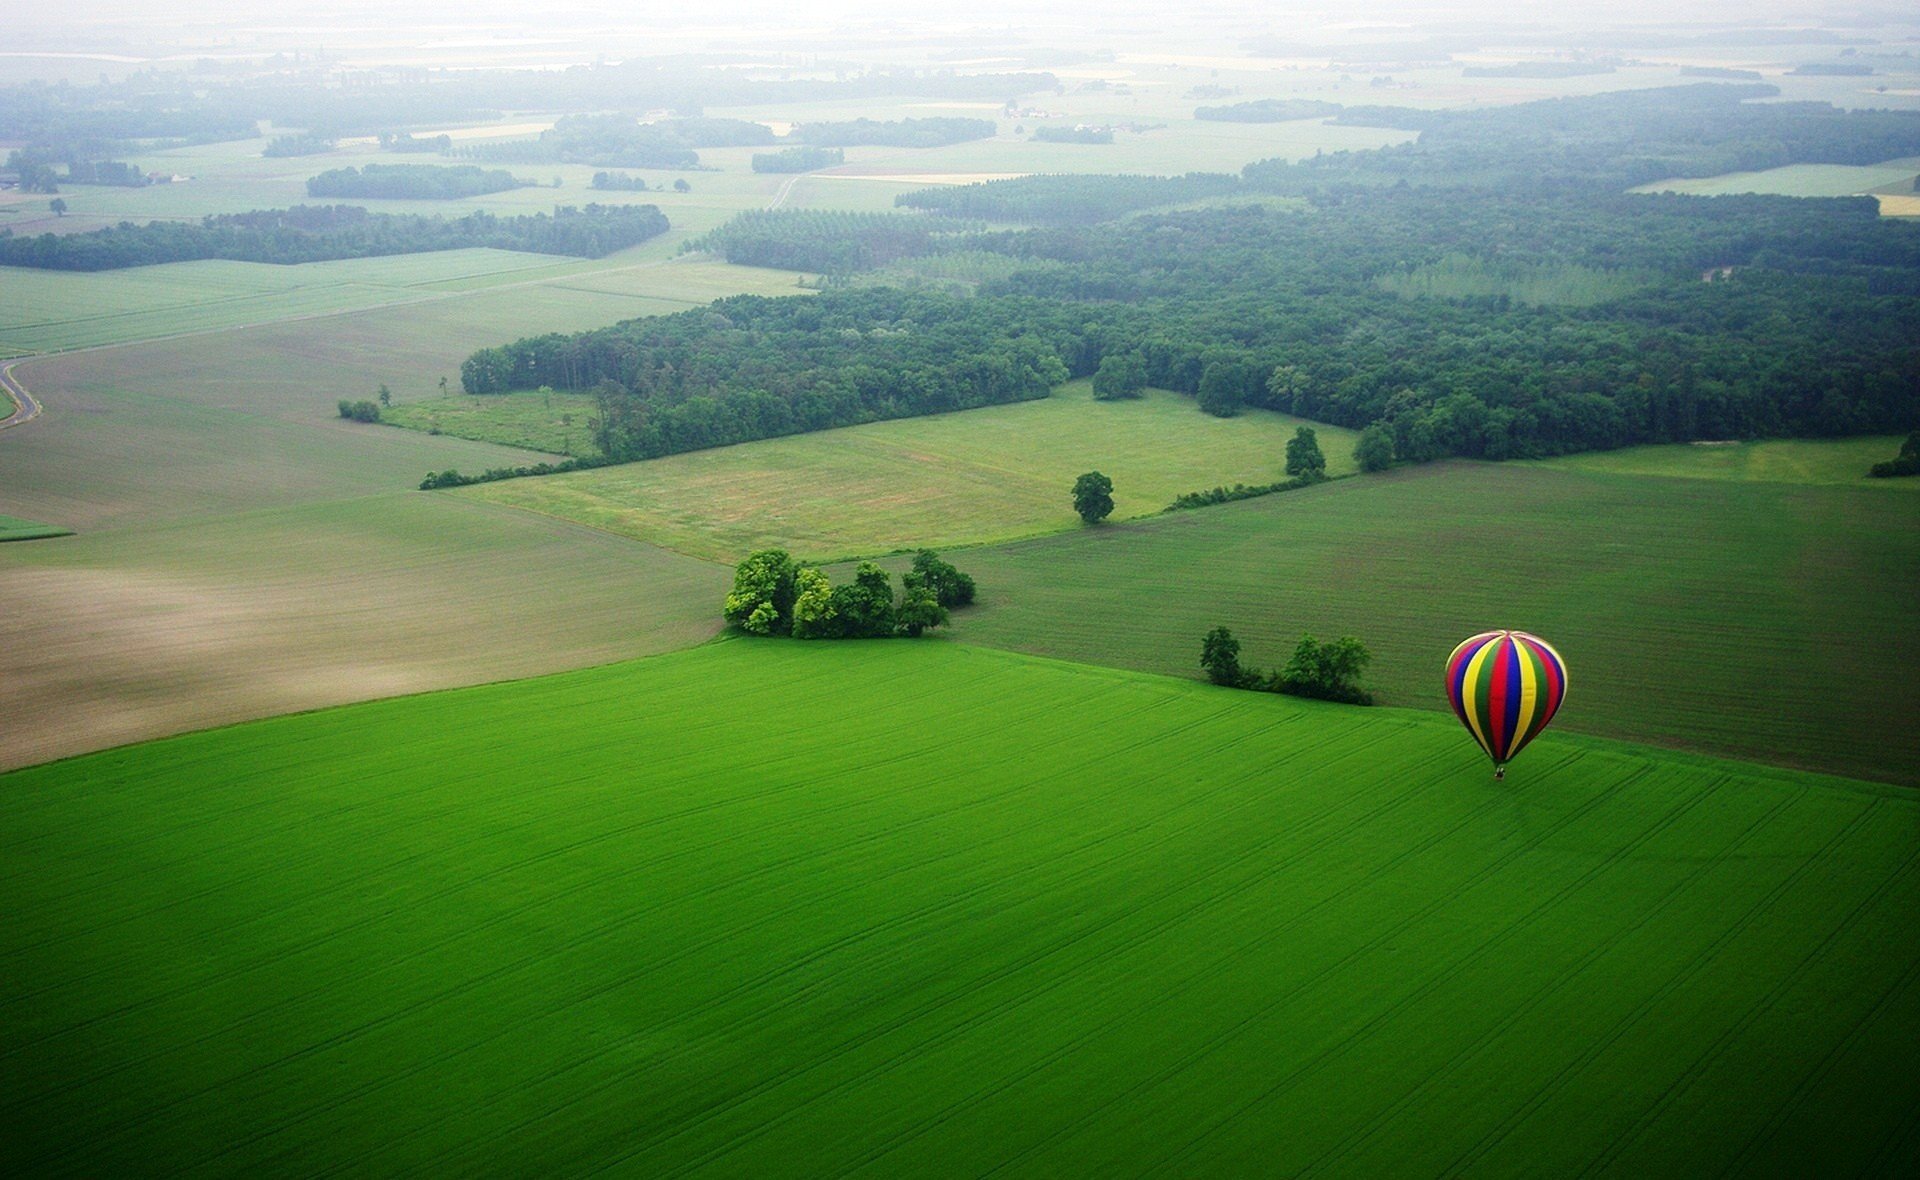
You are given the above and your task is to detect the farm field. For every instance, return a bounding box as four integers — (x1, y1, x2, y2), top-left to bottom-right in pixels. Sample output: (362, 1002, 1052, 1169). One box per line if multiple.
(948, 461, 1920, 785)
(2, 640, 1916, 1175)
(0, 514, 71, 542)
(1539, 435, 1920, 486)
(458, 381, 1358, 562)
(1633, 157, 1920, 199)
(0, 494, 728, 772)
(0, 246, 801, 355)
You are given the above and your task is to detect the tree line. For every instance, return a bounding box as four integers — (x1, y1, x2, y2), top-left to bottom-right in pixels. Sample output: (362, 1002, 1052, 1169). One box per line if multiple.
(0, 203, 668, 270)
(306, 164, 531, 200)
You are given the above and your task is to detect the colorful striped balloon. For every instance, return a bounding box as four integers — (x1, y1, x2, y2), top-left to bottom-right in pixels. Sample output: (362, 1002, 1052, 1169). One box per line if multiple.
(1444, 631, 1569, 777)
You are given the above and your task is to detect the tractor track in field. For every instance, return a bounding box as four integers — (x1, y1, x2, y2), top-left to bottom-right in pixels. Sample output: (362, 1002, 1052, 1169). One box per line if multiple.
(0, 358, 42, 431)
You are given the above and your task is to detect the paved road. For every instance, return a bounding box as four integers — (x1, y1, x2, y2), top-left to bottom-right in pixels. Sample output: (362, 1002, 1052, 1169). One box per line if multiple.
(0, 358, 42, 431)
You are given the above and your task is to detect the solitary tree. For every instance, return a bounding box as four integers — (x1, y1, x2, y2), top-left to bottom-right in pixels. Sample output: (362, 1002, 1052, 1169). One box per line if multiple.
(1201, 626, 1245, 687)
(377, 383, 392, 408)
(1072, 471, 1115, 524)
(1285, 425, 1326, 482)
(49, 197, 67, 217)
(673, 178, 691, 192)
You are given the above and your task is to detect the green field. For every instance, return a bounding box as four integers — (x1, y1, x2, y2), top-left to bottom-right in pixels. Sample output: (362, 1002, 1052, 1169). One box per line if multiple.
(1540, 435, 1920, 487)
(948, 461, 1920, 785)
(1633, 157, 1920, 199)
(3, 640, 1916, 1175)
(458, 381, 1358, 561)
(384, 389, 604, 456)
(0, 513, 71, 542)
(0, 249, 804, 355)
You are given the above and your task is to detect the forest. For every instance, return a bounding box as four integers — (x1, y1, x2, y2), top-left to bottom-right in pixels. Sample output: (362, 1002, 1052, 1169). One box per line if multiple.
(306, 163, 531, 199)
(0, 203, 668, 270)
(457, 85, 1920, 476)
(689, 211, 972, 275)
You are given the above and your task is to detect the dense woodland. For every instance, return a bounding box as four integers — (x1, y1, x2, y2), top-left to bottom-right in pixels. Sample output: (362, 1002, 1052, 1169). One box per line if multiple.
(898, 172, 1242, 224)
(0, 203, 668, 270)
(306, 163, 530, 199)
(457, 85, 1919, 474)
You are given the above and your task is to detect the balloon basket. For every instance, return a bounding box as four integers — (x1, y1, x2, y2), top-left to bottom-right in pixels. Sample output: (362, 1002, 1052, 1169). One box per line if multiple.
(1494, 765, 1506, 780)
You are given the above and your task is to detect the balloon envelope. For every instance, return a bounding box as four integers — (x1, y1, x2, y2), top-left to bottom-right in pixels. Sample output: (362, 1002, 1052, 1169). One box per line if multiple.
(1444, 631, 1568, 768)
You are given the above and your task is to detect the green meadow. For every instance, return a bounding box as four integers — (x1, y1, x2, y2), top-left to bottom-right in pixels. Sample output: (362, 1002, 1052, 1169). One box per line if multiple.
(950, 461, 1920, 786)
(2, 640, 1915, 1176)
(457, 381, 1358, 562)
(1540, 435, 1920, 487)
(0, 513, 71, 542)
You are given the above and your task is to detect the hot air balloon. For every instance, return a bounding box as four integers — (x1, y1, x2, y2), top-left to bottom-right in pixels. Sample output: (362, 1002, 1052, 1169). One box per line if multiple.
(1444, 631, 1568, 779)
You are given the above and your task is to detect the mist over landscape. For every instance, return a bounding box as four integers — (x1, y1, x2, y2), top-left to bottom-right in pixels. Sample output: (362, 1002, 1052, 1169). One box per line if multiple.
(2, 2, 1917, 1175)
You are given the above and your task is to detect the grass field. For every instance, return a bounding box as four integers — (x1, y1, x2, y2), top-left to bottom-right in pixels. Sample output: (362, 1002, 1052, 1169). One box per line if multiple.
(0, 514, 72, 542)
(1633, 157, 1920, 199)
(3, 639, 1915, 1175)
(0, 249, 804, 355)
(1539, 436, 1920, 486)
(947, 461, 1920, 785)
(384, 390, 604, 456)
(458, 381, 1358, 561)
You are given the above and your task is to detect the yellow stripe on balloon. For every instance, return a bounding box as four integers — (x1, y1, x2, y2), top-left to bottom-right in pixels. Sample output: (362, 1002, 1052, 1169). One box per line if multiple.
(1460, 637, 1499, 759)
(1512, 643, 1538, 757)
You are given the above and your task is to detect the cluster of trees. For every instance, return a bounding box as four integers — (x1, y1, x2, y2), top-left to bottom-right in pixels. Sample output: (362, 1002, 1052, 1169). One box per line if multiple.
(306, 164, 530, 199)
(60, 159, 147, 186)
(377, 132, 453, 153)
(791, 117, 996, 148)
(0, 203, 669, 270)
(458, 115, 779, 171)
(337, 399, 382, 422)
(590, 172, 651, 191)
(1194, 99, 1342, 122)
(751, 146, 844, 173)
(722, 549, 975, 640)
(687, 210, 970, 275)
(1202, 627, 1374, 705)
(1033, 127, 1112, 144)
(1870, 431, 1920, 478)
(460, 287, 1070, 461)
(263, 133, 334, 158)
(309, 165, 533, 199)
(896, 171, 1242, 225)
